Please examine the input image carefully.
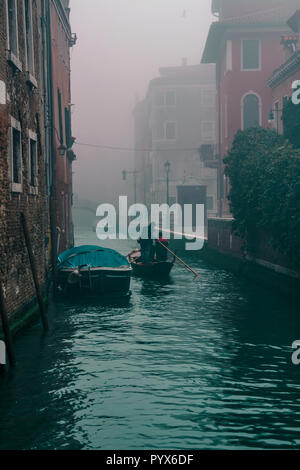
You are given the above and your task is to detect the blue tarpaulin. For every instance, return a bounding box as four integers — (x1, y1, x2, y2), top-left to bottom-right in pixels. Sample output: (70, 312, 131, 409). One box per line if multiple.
(57, 245, 130, 269)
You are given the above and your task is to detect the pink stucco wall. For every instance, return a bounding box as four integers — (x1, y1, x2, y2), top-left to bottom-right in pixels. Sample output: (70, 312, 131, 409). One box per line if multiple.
(50, 2, 74, 252)
(217, 28, 291, 215)
(219, 31, 288, 157)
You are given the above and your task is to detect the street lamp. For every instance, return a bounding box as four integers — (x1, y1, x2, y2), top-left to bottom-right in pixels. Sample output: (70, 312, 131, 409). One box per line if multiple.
(122, 169, 139, 204)
(57, 144, 67, 156)
(164, 161, 171, 205)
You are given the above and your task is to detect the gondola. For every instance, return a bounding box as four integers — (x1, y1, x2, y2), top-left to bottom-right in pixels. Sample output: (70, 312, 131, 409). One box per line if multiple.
(128, 249, 175, 278)
(57, 245, 132, 296)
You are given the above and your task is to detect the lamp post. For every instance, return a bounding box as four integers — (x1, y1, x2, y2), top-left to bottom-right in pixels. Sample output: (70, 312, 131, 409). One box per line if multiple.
(122, 169, 139, 204)
(164, 161, 171, 205)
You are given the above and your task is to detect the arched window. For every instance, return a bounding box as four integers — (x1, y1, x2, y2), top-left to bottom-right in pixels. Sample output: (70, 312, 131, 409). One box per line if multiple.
(243, 94, 260, 129)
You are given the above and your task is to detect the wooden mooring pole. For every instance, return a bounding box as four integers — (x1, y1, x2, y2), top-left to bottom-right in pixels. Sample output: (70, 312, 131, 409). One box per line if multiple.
(0, 281, 16, 368)
(20, 212, 49, 331)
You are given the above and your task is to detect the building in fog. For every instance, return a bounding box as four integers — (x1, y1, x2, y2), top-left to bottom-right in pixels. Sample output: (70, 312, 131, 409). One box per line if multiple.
(0, 0, 76, 331)
(202, 0, 300, 216)
(133, 62, 218, 217)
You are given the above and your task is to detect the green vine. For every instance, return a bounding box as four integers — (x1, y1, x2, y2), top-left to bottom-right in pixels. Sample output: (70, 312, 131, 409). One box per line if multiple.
(282, 98, 300, 149)
(224, 127, 300, 268)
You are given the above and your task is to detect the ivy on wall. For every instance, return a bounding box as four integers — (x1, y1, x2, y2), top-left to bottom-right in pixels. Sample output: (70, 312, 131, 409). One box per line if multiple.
(224, 127, 300, 268)
(282, 98, 300, 149)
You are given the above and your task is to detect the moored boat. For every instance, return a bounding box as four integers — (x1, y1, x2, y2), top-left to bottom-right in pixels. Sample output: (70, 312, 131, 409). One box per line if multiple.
(57, 245, 132, 296)
(128, 250, 175, 278)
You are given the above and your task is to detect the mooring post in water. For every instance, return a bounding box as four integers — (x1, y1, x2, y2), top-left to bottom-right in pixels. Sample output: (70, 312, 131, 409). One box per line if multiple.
(20, 212, 49, 331)
(0, 281, 16, 368)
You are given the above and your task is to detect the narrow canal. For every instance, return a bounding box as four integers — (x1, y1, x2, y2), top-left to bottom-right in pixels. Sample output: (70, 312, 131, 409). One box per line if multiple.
(0, 228, 300, 450)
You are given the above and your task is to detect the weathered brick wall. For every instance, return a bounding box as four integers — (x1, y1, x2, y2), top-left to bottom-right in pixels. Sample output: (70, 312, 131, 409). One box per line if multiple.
(0, 105, 9, 289)
(207, 218, 244, 258)
(207, 217, 299, 272)
(0, 0, 48, 325)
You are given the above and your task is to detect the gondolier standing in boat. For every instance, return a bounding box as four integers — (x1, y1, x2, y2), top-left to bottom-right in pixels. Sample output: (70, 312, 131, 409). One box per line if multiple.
(138, 223, 155, 263)
(155, 232, 169, 262)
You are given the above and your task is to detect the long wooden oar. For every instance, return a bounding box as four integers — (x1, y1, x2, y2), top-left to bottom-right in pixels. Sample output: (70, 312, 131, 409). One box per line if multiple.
(157, 241, 200, 278)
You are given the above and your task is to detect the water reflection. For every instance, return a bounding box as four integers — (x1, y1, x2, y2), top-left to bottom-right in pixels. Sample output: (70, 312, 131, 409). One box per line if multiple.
(0, 230, 299, 449)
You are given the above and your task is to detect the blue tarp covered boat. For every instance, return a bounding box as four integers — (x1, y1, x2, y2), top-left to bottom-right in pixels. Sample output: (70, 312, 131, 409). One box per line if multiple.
(57, 245, 132, 296)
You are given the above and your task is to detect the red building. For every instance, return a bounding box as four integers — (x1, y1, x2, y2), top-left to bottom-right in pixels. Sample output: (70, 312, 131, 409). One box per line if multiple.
(48, 0, 77, 255)
(202, 0, 299, 216)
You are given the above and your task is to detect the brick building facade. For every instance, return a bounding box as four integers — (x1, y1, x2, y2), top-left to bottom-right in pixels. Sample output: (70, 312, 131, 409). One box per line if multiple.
(0, 0, 76, 332)
(0, 0, 48, 329)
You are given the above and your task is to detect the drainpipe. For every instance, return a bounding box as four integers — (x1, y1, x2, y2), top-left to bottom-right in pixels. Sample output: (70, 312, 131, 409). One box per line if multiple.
(41, 0, 50, 289)
(216, 60, 223, 218)
(41, 0, 49, 195)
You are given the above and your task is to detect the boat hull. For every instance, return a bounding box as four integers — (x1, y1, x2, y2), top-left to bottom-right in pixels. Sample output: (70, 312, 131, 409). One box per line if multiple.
(58, 267, 132, 296)
(128, 250, 174, 278)
(131, 261, 174, 278)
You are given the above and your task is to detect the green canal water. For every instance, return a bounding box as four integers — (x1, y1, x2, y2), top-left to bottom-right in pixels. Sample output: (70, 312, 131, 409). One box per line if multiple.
(0, 228, 300, 450)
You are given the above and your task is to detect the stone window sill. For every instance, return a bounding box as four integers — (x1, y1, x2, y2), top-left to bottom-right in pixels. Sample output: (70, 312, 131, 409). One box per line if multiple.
(26, 72, 38, 89)
(11, 182, 22, 193)
(7, 51, 22, 72)
(29, 186, 38, 196)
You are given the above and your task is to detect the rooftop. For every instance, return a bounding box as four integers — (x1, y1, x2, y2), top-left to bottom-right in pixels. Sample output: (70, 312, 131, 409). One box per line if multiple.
(287, 10, 300, 32)
(202, 2, 299, 63)
(147, 63, 215, 89)
(268, 49, 300, 87)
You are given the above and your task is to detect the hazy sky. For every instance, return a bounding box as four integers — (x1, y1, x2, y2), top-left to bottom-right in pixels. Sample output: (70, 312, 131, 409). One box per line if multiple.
(70, 0, 214, 205)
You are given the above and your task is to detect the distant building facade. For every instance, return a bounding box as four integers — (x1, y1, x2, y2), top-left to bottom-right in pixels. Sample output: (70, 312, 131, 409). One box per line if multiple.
(0, 0, 76, 330)
(133, 62, 218, 216)
(202, 0, 300, 216)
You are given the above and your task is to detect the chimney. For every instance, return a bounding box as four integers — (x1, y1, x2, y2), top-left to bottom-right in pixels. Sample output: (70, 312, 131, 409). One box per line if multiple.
(287, 11, 300, 51)
(280, 34, 299, 60)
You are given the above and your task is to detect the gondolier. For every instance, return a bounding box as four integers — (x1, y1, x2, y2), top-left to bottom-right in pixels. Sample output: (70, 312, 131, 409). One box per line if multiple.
(155, 232, 169, 262)
(137, 223, 155, 263)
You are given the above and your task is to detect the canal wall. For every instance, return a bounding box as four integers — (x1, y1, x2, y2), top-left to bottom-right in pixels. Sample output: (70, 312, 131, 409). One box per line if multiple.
(200, 218, 300, 297)
(0, 291, 48, 341)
